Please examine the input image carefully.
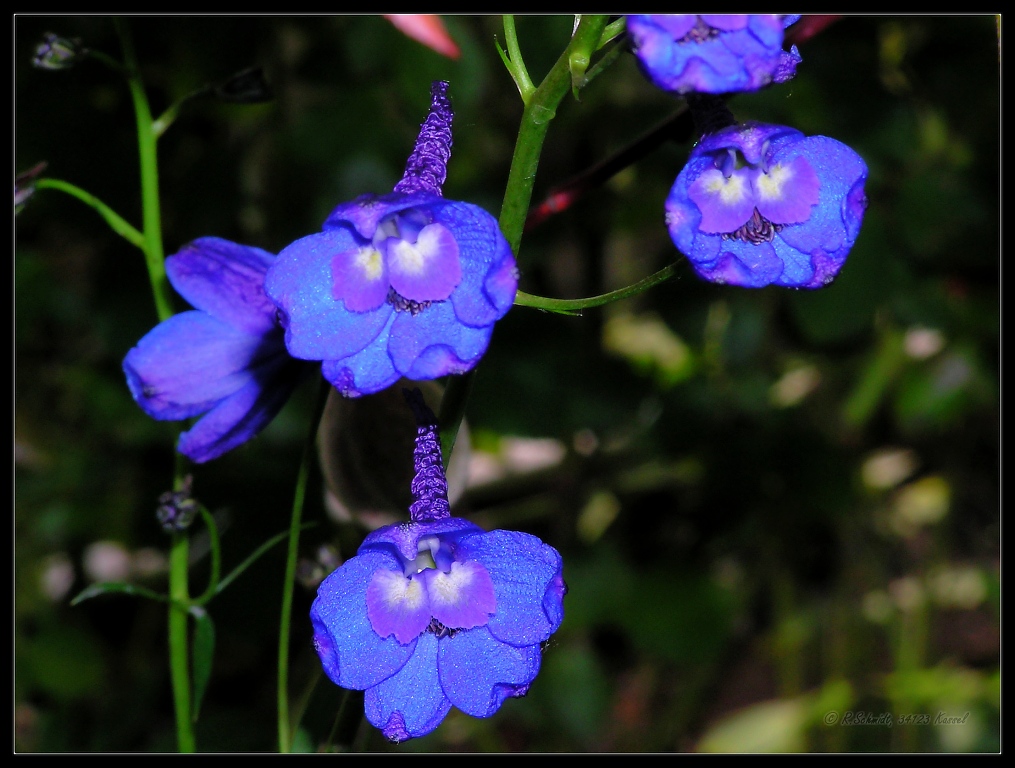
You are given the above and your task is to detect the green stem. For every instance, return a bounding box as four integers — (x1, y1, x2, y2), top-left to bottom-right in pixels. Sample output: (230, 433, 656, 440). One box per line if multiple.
(498, 15, 609, 258)
(167, 531, 195, 752)
(115, 17, 173, 323)
(214, 523, 316, 597)
(192, 506, 222, 607)
(598, 17, 628, 47)
(278, 378, 332, 753)
(513, 262, 680, 315)
(435, 16, 611, 467)
(501, 16, 535, 103)
(33, 178, 145, 249)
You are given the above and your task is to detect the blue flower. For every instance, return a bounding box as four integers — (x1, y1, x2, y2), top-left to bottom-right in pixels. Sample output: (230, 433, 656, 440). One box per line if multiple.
(627, 14, 802, 95)
(122, 237, 312, 463)
(310, 389, 566, 742)
(265, 81, 517, 398)
(666, 121, 868, 289)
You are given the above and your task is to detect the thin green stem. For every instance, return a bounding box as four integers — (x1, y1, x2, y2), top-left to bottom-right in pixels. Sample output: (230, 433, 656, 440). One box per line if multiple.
(289, 666, 322, 752)
(499, 15, 610, 258)
(501, 16, 535, 104)
(214, 523, 316, 597)
(167, 531, 195, 752)
(582, 39, 626, 88)
(115, 17, 173, 322)
(86, 48, 127, 74)
(192, 506, 222, 607)
(598, 17, 627, 48)
(153, 84, 215, 139)
(436, 16, 612, 467)
(278, 378, 332, 753)
(514, 262, 680, 315)
(33, 178, 145, 249)
(152, 101, 185, 140)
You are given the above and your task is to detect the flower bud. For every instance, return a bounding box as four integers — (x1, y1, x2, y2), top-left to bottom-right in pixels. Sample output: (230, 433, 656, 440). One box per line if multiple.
(32, 33, 86, 71)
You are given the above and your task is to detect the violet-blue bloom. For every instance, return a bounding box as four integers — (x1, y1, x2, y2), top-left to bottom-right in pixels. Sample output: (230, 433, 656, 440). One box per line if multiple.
(310, 389, 566, 742)
(265, 81, 517, 398)
(665, 121, 868, 289)
(122, 237, 311, 463)
(627, 14, 802, 95)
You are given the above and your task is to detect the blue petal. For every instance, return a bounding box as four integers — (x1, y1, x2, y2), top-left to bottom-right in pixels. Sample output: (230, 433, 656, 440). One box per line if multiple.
(774, 135, 869, 257)
(701, 15, 749, 32)
(438, 625, 541, 718)
(386, 222, 462, 303)
(458, 529, 565, 647)
(166, 237, 278, 336)
(421, 560, 497, 631)
(321, 312, 400, 397)
(360, 518, 484, 565)
(697, 122, 802, 166)
(265, 229, 392, 361)
(364, 633, 451, 741)
(693, 238, 784, 288)
(311, 549, 418, 690)
(433, 201, 516, 328)
(122, 311, 267, 421)
(323, 191, 439, 239)
(175, 352, 303, 463)
(388, 301, 493, 380)
(768, 237, 818, 287)
(629, 14, 789, 95)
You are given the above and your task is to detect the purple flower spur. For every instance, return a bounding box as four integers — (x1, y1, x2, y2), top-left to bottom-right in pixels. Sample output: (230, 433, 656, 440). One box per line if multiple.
(310, 389, 566, 742)
(122, 237, 311, 463)
(264, 81, 517, 398)
(627, 14, 801, 95)
(665, 121, 868, 289)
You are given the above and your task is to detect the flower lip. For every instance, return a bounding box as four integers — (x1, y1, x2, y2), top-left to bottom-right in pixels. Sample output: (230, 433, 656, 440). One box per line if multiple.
(365, 533, 498, 644)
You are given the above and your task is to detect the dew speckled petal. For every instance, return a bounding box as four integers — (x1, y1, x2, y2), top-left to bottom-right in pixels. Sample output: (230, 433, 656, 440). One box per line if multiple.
(165, 237, 278, 336)
(364, 633, 450, 741)
(311, 549, 418, 691)
(438, 626, 541, 718)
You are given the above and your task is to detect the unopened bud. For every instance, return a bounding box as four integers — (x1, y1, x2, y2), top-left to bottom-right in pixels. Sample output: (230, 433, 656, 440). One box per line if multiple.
(214, 67, 272, 104)
(15, 161, 48, 215)
(32, 33, 86, 71)
(156, 475, 199, 533)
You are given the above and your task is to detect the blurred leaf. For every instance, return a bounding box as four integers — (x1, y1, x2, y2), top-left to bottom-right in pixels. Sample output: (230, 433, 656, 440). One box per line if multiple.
(623, 569, 737, 666)
(893, 345, 993, 430)
(540, 641, 611, 745)
(697, 697, 810, 753)
(70, 581, 167, 606)
(190, 607, 215, 721)
(19, 625, 105, 700)
(884, 664, 987, 708)
(787, 213, 894, 347)
(843, 326, 906, 428)
(602, 311, 697, 388)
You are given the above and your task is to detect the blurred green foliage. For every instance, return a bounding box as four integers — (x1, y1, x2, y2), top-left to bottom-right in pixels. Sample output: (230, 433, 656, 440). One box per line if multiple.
(15, 15, 998, 752)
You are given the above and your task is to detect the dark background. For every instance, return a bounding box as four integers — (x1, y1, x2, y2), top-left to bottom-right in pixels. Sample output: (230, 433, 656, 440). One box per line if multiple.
(15, 15, 999, 752)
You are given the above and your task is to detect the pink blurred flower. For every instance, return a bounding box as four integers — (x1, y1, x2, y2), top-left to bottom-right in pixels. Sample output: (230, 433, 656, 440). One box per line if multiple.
(384, 15, 460, 60)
